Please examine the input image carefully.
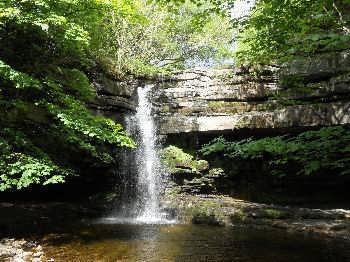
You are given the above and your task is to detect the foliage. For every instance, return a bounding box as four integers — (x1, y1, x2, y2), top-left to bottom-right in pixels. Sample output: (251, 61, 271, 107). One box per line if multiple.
(166, 0, 350, 65)
(232, 0, 350, 65)
(0, 0, 136, 191)
(0, 0, 233, 191)
(201, 126, 350, 176)
(92, 0, 234, 77)
(0, 128, 72, 191)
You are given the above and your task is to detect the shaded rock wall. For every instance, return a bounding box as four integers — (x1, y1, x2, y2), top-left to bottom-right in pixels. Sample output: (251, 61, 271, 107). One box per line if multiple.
(90, 74, 139, 121)
(153, 51, 350, 135)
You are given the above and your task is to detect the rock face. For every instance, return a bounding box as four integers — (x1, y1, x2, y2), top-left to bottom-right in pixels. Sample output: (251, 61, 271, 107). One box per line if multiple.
(160, 145, 223, 194)
(153, 51, 350, 135)
(90, 74, 139, 119)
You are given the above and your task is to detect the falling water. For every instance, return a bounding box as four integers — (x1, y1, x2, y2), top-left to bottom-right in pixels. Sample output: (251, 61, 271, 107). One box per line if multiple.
(98, 84, 171, 224)
(134, 84, 163, 223)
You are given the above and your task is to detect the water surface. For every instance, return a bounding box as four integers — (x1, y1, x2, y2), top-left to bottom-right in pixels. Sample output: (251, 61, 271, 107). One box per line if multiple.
(39, 223, 350, 262)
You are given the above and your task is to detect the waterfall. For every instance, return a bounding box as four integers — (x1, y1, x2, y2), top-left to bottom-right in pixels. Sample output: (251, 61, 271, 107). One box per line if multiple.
(99, 84, 171, 224)
(134, 84, 163, 223)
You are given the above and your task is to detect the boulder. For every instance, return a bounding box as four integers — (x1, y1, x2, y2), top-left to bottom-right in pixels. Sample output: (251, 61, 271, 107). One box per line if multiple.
(160, 145, 209, 176)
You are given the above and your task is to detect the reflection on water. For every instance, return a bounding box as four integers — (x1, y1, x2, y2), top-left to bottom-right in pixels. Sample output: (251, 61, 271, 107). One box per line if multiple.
(96, 216, 176, 225)
(40, 224, 350, 262)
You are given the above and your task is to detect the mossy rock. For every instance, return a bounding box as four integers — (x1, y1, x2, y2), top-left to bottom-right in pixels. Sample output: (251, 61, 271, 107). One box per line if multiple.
(260, 208, 290, 219)
(206, 168, 225, 178)
(160, 145, 209, 175)
(181, 177, 216, 194)
(192, 213, 223, 226)
(195, 160, 210, 172)
(230, 209, 247, 223)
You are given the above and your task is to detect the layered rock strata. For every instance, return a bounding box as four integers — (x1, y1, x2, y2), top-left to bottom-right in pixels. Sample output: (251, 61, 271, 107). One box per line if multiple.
(90, 74, 138, 115)
(153, 51, 350, 134)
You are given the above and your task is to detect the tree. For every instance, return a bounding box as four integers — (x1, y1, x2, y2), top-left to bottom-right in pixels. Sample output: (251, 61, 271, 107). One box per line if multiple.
(92, 0, 234, 77)
(0, 0, 135, 191)
(162, 0, 350, 65)
(234, 0, 350, 65)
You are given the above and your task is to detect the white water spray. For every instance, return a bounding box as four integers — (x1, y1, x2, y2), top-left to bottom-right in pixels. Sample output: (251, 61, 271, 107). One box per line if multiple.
(134, 85, 163, 223)
(98, 85, 174, 225)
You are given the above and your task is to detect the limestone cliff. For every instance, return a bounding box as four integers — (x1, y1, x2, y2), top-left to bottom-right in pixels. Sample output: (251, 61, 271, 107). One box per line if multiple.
(153, 51, 350, 135)
(90, 74, 138, 121)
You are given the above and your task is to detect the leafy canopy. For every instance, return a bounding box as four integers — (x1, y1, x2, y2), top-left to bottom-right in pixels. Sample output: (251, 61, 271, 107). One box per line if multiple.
(163, 0, 350, 65)
(0, 0, 135, 191)
(92, 0, 234, 77)
(233, 0, 350, 65)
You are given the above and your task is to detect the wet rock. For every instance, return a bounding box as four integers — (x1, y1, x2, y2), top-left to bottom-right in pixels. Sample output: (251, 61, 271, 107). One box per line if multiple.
(192, 213, 224, 226)
(162, 193, 350, 240)
(94, 74, 137, 98)
(0, 238, 36, 262)
(157, 102, 350, 134)
(181, 177, 216, 194)
(0, 203, 14, 208)
(207, 168, 225, 179)
(90, 95, 136, 112)
(24, 241, 38, 249)
(33, 251, 43, 257)
(89, 73, 138, 114)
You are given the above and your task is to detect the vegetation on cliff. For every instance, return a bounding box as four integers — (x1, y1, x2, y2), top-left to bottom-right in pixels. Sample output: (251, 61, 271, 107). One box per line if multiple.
(160, 145, 209, 175)
(0, 0, 135, 191)
(159, 0, 350, 183)
(201, 126, 350, 177)
(0, 0, 233, 191)
(1, 0, 349, 192)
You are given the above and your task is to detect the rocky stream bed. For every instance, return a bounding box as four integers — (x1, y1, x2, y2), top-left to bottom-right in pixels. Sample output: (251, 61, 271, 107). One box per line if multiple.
(163, 193, 350, 241)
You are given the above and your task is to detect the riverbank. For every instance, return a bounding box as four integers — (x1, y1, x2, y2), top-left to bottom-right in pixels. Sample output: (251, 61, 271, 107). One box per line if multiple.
(162, 192, 350, 241)
(0, 201, 103, 262)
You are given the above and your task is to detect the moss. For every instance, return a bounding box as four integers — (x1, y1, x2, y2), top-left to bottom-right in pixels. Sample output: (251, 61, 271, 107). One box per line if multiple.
(160, 145, 193, 170)
(160, 105, 171, 113)
(167, 186, 182, 196)
(230, 209, 247, 223)
(208, 101, 227, 108)
(235, 116, 251, 128)
(206, 168, 225, 178)
(192, 213, 223, 226)
(200, 200, 218, 208)
(261, 208, 288, 219)
(208, 101, 249, 109)
(194, 160, 210, 172)
(183, 199, 225, 226)
(160, 145, 209, 175)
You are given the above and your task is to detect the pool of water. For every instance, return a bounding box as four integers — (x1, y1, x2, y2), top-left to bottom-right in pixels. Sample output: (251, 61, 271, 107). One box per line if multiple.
(37, 222, 350, 262)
